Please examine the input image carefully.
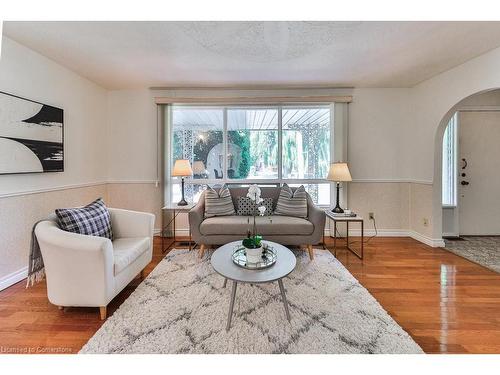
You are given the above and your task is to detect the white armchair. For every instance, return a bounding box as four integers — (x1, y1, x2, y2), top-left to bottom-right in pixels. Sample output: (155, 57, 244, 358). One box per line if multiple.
(35, 208, 155, 320)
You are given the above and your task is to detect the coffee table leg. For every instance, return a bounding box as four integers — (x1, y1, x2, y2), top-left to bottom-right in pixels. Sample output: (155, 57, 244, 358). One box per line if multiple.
(278, 279, 291, 321)
(226, 281, 237, 331)
(223, 278, 227, 288)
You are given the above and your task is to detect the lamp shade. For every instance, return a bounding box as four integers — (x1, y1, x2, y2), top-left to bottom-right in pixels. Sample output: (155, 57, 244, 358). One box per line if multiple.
(172, 159, 193, 177)
(192, 160, 206, 174)
(327, 162, 352, 182)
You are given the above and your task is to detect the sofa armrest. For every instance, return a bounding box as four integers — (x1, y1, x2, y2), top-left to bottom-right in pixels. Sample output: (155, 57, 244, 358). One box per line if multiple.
(189, 192, 206, 242)
(34, 221, 115, 306)
(307, 195, 326, 244)
(109, 208, 155, 239)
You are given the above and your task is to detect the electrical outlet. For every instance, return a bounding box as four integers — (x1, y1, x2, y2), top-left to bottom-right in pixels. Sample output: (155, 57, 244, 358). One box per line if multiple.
(423, 218, 429, 227)
(369, 212, 375, 220)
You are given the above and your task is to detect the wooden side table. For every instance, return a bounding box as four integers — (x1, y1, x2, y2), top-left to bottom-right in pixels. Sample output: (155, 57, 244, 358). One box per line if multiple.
(324, 211, 364, 259)
(161, 203, 195, 253)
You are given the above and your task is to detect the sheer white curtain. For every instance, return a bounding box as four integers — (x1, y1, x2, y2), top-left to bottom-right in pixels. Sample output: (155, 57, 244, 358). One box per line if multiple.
(442, 112, 458, 206)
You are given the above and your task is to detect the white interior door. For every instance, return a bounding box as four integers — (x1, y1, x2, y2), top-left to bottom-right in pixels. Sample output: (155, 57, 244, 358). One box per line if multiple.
(458, 111, 500, 235)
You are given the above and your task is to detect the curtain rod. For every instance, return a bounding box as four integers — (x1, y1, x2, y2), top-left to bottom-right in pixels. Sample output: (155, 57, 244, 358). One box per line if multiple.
(154, 95, 353, 104)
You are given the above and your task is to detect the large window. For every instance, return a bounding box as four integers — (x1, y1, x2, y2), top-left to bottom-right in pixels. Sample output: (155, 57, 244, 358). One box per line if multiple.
(227, 108, 279, 179)
(170, 105, 333, 205)
(442, 112, 458, 206)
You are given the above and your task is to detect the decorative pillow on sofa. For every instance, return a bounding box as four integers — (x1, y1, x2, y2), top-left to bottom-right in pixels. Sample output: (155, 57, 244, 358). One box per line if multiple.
(237, 197, 273, 216)
(55, 198, 113, 240)
(204, 184, 236, 218)
(274, 183, 308, 218)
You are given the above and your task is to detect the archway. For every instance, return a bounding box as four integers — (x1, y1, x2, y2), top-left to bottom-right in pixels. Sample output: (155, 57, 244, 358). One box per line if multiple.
(433, 88, 500, 240)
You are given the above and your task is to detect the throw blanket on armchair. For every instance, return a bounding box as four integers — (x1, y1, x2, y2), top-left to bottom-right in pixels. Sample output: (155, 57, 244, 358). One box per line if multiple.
(26, 220, 45, 287)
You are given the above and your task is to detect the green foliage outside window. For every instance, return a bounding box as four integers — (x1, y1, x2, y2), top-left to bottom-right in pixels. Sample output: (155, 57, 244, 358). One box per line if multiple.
(228, 130, 251, 179)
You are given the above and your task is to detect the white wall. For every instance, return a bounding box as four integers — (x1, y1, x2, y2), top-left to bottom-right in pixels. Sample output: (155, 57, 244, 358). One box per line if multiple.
(106, 89, 158, 182)
(0, 37, 108, 196)
(348, 88, 413, 181)
(0, 36, 108, 287)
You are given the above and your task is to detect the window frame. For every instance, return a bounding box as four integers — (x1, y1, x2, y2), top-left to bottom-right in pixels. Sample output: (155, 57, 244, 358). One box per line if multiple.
(168, 103, 334, 206)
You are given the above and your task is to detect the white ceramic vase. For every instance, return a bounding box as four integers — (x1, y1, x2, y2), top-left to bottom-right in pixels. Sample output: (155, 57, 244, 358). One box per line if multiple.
(245, 246, 263, 264)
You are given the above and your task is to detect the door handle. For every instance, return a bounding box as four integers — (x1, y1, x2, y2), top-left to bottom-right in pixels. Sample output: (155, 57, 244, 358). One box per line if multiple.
(461, 181, 469, 186)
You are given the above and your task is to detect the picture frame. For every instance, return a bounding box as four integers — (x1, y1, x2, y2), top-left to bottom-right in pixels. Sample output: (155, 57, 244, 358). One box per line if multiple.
(0, 91, 64, 175)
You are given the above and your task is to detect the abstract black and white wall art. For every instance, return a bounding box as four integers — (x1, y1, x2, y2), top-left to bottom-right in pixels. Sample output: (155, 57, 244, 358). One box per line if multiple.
(0, 91, 64, 174)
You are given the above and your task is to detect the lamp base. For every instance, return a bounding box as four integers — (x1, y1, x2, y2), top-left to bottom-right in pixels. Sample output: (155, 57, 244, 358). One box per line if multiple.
(177, 199, 188, 206)
(332, 206, 344, 214)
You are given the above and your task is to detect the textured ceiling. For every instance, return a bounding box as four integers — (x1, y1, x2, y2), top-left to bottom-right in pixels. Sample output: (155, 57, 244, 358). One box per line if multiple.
(4, 21, 500, 89)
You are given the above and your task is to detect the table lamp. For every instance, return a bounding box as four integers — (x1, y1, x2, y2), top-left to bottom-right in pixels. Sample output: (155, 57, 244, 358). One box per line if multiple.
(172, 159, 193, 206)
(192, 160, 206, 176)
(327, 162, 352, 213)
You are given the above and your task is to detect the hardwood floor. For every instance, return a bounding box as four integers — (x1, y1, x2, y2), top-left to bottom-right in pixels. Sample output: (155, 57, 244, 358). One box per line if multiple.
(0, 236, 499, 354)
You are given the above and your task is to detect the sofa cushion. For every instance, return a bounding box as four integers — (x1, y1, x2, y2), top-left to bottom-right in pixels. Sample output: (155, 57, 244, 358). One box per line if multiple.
(274, 183, 308, 218)
(55, 198, 113, 240)
(237, 197, 273, 216)
(204, 184, 236, 218)
(113, 237, 150, 275)
(200, 215, 314, 236)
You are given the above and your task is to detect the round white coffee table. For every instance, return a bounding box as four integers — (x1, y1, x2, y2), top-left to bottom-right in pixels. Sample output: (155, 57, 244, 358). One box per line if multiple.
(211, 240, 296, 331)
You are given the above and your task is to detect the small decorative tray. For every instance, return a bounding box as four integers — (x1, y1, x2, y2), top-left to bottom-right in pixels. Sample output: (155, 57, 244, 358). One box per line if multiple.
(232, 242, 277, 270)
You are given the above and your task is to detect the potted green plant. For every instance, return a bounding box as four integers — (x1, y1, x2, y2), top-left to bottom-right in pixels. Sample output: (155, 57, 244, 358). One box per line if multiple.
(242, 185, 267, 263)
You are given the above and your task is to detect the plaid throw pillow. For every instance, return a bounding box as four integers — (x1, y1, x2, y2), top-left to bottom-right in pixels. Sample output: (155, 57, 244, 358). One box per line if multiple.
(237, 197, 273, 216)
(274, 183, 308, 218)
(55, 198, 113, 240)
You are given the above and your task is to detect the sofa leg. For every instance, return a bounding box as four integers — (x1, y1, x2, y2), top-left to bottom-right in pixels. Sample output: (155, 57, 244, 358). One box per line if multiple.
(99, 306, 107, 320)
(199, 244, 207, 259)
(307, 245, 314, 260)
(140, 269, 146, 279)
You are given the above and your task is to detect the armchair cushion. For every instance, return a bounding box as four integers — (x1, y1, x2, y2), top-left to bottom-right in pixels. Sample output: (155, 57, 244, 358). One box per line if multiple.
(55, 198, 113, 240)
(113, 237, 150, 276)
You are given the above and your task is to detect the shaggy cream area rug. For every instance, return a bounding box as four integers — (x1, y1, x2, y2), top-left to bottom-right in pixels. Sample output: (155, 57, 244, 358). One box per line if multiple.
(80, 249, 423, 354)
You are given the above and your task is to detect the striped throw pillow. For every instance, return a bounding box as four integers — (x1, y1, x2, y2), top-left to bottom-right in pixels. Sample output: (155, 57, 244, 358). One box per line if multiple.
(204, 184, 236, 218)
(274, 183, 308, 218)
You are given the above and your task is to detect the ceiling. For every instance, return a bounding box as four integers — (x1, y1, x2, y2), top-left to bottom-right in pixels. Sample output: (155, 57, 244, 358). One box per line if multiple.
(4, 21, 500, 90)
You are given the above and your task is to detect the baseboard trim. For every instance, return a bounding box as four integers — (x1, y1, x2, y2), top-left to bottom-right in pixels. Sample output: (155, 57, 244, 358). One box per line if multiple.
(160, 228, 441, 248)
(0, 266, 28, 291)
(409, 231, 445, 247)
(333, 229, 409, 237)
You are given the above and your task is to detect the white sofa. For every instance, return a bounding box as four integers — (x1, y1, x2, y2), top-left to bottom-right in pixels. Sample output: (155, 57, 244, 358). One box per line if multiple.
(35, 208, 155, 320)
